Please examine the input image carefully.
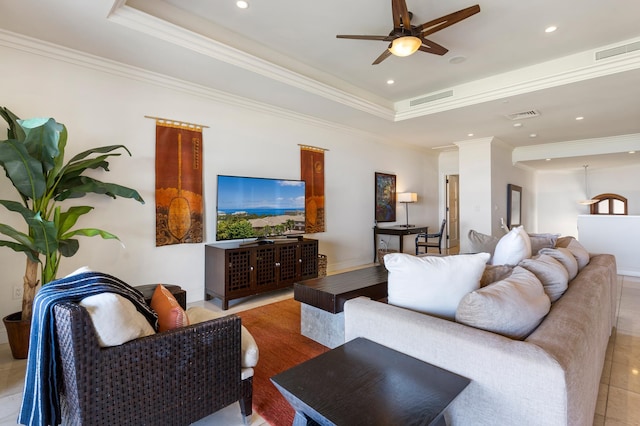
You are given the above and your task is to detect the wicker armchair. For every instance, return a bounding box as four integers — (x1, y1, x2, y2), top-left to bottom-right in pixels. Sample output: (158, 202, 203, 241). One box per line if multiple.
(53, 302, 252, 425)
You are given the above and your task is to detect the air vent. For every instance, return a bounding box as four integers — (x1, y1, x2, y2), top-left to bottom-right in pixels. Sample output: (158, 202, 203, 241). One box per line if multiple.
(505, 110, 540, 121)
(596, 41, 640, 60)
(410, 90, 454, 107)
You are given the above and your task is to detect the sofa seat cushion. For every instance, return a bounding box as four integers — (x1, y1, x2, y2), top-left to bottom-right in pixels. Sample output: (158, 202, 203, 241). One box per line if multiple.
(491, 226, 532, 266)
(519, 254, 569, 302)
(455, 266, 551, 339)
(186, 307, 259, 368)
(80, 293, 156, 347)
(385, 252, 490, 319)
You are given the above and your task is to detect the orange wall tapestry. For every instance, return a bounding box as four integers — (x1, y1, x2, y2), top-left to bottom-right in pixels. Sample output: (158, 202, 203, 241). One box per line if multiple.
(300, 145, 327, 233)
(155, 120, 204, 246)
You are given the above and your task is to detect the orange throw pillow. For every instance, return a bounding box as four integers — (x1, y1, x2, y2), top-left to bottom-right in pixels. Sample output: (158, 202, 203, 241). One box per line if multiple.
(151, 284, 189, 332)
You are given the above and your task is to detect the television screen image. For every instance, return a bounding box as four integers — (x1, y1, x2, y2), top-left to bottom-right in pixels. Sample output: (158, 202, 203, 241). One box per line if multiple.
(216, 175, 306, 241)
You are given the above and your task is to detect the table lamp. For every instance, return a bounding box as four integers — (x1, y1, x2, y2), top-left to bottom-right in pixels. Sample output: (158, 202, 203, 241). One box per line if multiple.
(397, 192, 417, 228)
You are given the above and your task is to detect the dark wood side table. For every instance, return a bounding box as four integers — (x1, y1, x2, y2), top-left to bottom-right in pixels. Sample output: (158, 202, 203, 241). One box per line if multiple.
(373, 225, 428, 261)
(294, 265, 387, 348)
(271, 337, 470, 426)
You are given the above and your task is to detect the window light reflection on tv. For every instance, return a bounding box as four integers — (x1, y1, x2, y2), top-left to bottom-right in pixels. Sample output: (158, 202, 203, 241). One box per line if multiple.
(216, 175, 306, 241)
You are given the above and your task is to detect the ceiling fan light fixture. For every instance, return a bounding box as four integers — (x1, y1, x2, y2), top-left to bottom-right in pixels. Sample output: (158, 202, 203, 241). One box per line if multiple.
(389, 36, 421, 57)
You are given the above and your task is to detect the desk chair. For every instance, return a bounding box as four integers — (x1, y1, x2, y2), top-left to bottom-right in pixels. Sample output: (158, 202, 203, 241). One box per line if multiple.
(416, 219, 447, 254)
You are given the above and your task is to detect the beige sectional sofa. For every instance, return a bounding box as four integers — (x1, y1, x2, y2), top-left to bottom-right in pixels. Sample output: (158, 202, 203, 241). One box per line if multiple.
(344, 253, 617, 426)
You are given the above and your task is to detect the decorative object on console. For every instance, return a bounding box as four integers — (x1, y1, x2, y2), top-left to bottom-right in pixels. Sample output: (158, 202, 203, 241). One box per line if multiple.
(154, 117, 204, 246)
(375, 172, 396, 222)
(397, 192, 417, 228)
(507, 184, 522, 228)
(300, 144, 327, 233)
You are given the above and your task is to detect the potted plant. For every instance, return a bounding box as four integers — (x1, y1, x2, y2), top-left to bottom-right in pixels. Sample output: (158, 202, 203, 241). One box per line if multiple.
(0, 107, 144, 358)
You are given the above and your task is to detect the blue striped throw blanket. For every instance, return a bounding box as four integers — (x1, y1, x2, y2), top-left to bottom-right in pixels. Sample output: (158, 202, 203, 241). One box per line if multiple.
(18, 271, 158, 426)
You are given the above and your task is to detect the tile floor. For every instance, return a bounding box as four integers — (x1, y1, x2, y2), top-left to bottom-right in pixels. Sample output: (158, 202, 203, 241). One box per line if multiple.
(2, 275, 640, 425)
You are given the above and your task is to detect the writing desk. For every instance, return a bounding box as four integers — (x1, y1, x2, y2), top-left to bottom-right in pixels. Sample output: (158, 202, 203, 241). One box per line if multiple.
(373, 225, 427, 261)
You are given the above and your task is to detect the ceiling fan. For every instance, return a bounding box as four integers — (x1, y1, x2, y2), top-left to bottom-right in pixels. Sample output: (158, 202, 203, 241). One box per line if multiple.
(336, 1, 480, 65)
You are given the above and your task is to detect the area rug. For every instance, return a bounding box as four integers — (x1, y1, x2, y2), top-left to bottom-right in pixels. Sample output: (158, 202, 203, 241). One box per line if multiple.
(237, 298, 329, 425)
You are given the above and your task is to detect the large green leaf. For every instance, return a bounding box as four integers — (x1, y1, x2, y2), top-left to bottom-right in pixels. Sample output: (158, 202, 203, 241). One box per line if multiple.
(61, 227, 120, 241)
(55, 176, 144, 203)
(57, 205, 94, 235)
(57, 238, 79, 258)
(0, 199, 35, 222)
(19, 117, 63, 172)
(0, 239, 39, 262)
(0, 139, 46, 199)
(0, 107, 25, 141)
(0, 223, 37, 251)
(68, 145, 132, 163)
(26, 212, 58, 255)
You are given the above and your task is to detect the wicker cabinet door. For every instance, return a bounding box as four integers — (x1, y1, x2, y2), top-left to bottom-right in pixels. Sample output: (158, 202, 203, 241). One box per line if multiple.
(277, 243, 300, 286)
(254, 246, 278, 290)
(226, 249, 253, 294)
(300, 240, 319, 280)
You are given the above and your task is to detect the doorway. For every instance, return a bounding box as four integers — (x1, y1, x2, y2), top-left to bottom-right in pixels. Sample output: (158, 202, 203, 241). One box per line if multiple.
(446, 175, 460, 251)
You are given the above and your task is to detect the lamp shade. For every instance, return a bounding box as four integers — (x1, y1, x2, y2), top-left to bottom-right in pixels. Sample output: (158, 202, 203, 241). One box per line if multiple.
(398, 192, 417, 203)
(388, 36, 421, 57)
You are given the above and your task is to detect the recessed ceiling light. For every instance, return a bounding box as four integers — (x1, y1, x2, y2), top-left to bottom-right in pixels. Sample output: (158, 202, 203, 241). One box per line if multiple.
(386, 79, 395, 85)
(629, 151, 636, 154)
(449, 56, 466, 64)
(545, 26, 557, 33)
(545, 158, 551, 161)
(513, 123, 523, 128)
(529, 133, 537, 138)
(236, 1, 249, 9)
(467, 133, 474, 137)
(576, 116, 584, 120)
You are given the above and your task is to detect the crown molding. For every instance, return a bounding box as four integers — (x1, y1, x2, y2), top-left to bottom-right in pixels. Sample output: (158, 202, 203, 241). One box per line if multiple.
(395, 36, 640, 121)
(0, 29, 398, 146)
(107, 3, 395, 121)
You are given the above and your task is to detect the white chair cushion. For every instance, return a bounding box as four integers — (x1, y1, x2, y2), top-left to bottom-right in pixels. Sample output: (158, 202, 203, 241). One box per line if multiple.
(385, 252, 490, 320)
(186, 307, 259, 368)
(80, 293, 155, 347)
(456, 266, 551, 339)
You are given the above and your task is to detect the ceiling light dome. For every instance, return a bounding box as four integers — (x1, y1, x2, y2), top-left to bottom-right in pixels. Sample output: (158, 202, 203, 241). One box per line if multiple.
(388, 36, 421, 57)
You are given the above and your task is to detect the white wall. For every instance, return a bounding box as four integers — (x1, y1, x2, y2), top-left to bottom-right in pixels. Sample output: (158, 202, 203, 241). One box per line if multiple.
(0, 38, 437, 342)
(535, 163, 640, 237)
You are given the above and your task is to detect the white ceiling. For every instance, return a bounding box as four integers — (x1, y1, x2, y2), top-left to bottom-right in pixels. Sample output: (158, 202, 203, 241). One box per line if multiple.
(1, 0, 640, 170)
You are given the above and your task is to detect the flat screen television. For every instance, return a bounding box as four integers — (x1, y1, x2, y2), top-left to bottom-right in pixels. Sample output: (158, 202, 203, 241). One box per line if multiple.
(216, 175, 306, 241)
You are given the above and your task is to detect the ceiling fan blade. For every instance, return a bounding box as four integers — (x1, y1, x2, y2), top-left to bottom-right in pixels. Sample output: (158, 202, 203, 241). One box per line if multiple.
(392, 0, 412, 29)
(417, 4, 480, 37)
(337, 35, 393, 41)
(372, 49, 392, 65)
(418, 37, 449, 55)
(391, 0, 401, 29)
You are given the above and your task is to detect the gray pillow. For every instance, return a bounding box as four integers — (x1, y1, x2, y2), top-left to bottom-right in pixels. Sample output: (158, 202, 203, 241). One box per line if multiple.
(480, 264, 514, 288)
(528, 233, 560, 255)
(468, 229, 499, 257)
(558, 237, 590, 270)
(538, 247, 578, 280)
(456, 267, 551, 340)
(519, 254, 569, 302)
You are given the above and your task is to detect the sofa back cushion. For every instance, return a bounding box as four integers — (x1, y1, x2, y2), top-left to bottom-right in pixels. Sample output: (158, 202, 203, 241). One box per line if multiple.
(539, 247, 579, 280)
(456, 267, 551, 339)
(519, 254, 569, 302)
(491, 226, 532, 266)
(385, 252, 490, 320)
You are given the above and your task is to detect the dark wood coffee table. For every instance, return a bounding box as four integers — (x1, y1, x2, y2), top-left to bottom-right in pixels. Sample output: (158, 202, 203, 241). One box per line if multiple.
(294, 266, 387, 348)
(271, 337, 470, 426)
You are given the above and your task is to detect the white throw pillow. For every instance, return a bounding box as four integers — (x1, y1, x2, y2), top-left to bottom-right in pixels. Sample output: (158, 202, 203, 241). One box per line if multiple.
(456, 266, 551, 339)
(385, 252, 490, 320)
(80, 293, 155, 347)
(539, 247, 579, 280)
(491, 226, 532, 266)
(519, 254, 569, 302)
(186, 307, 259, 368)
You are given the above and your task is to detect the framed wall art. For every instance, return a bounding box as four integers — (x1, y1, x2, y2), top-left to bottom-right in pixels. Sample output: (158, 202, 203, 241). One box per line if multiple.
(375, 172, 396, 223)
